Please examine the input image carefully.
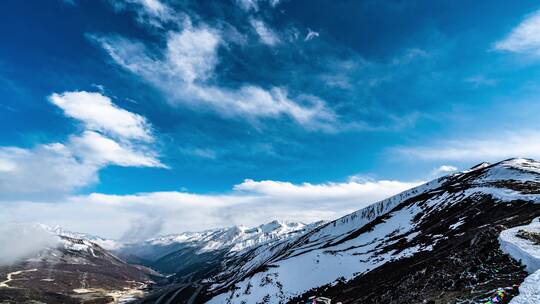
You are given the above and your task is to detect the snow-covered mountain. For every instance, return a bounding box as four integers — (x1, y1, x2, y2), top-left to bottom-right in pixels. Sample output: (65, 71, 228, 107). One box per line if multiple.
(190, 158, 540, 303)
(115, 220, 324, 284)
(120, 220, 322, 259)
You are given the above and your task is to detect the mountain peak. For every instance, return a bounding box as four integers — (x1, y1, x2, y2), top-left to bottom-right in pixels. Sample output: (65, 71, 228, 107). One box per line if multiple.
(467, 161, 492, 171)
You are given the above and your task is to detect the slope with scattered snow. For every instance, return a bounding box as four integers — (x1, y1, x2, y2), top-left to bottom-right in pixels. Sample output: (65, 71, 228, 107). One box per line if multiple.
(207, 158, 540, 303)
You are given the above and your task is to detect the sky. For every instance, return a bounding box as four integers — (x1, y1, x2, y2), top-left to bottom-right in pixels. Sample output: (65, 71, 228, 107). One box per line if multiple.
(2, 0, 540, 238)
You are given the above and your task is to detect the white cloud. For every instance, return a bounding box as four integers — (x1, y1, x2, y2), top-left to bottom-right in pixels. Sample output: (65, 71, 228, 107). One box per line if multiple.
(91, 22, 336, 130)
(0, 91, 164, 200)
(69, 131, 165, 167)
(166, 27, 221, 83)
(134, 0, 171, 17)
(236, 0, 282, 12)
(495, 9, 540, 56)
(1, 178, 421, 239)
(250, 18, 280, 46)
(234, 179, 417, 201)
(0, 158, 17, 172)
(394, 130, 540, 162)
(304, 29, 319, 42)
(432, 165, 458, 175)
(49, 91, 152, 141)
(111, 0, 178, 27)
(0, 132, 164, 200)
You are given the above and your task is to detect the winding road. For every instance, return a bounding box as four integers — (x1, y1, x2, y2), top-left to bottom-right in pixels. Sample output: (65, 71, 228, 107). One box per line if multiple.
(0, 268, 37, 288)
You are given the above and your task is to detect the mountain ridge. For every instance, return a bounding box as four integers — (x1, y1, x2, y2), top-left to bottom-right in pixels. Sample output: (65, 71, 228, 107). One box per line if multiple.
(197, 158, 540, 303)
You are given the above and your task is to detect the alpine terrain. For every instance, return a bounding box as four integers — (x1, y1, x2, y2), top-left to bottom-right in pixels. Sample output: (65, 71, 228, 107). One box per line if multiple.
(2, 158, 540, 304)
(0, 227, 161, 303)
(150, 158, 540, 304)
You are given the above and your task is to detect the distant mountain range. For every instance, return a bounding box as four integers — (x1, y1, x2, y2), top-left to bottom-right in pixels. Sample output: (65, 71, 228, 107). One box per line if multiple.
(2, 158, 540, 303)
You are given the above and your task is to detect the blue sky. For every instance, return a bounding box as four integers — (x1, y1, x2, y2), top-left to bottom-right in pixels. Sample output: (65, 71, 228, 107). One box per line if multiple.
(2, 0, 540, 237)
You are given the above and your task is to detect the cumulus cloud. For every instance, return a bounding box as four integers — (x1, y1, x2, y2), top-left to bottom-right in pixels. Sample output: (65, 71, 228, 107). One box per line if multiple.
(0, 224, 60, 266)
(91, 20, 336, 130)
(495, 9, 540, 56)
(50, 91, 153, 141)
(0, 91, 164, 200)
(393, 130, 540, 162)
(250, 18, 280, 46)
(69, 131, 164, 167)
(165, 26, 221, 82)
(1, 178, 421, 238)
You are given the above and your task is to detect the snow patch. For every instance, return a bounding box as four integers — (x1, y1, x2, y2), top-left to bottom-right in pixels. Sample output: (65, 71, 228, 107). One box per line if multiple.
(499, 218, 540, 304)
(499, 218, 540, 273)
(510, 270, 540, 303)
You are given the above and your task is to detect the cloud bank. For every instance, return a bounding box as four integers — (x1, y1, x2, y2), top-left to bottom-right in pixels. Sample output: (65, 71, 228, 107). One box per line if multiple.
(1, 178, 422, 239)
(0, 224, 60, 266)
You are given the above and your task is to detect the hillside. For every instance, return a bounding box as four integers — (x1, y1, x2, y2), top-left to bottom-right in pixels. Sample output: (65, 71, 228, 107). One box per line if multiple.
(0, 230, 160, 304)
(196, 158, 540, 303)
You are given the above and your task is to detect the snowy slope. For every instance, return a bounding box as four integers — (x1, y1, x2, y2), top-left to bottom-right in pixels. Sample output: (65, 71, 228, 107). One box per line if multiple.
(204, 158, 540, 303)
(119, 220, 321, 262)
(499, 218, 540, 303)
(38, 220, 320, 264)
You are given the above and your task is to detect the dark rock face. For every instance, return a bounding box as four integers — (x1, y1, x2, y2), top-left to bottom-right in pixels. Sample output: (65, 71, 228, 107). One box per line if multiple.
(516, 229, 540, 245)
